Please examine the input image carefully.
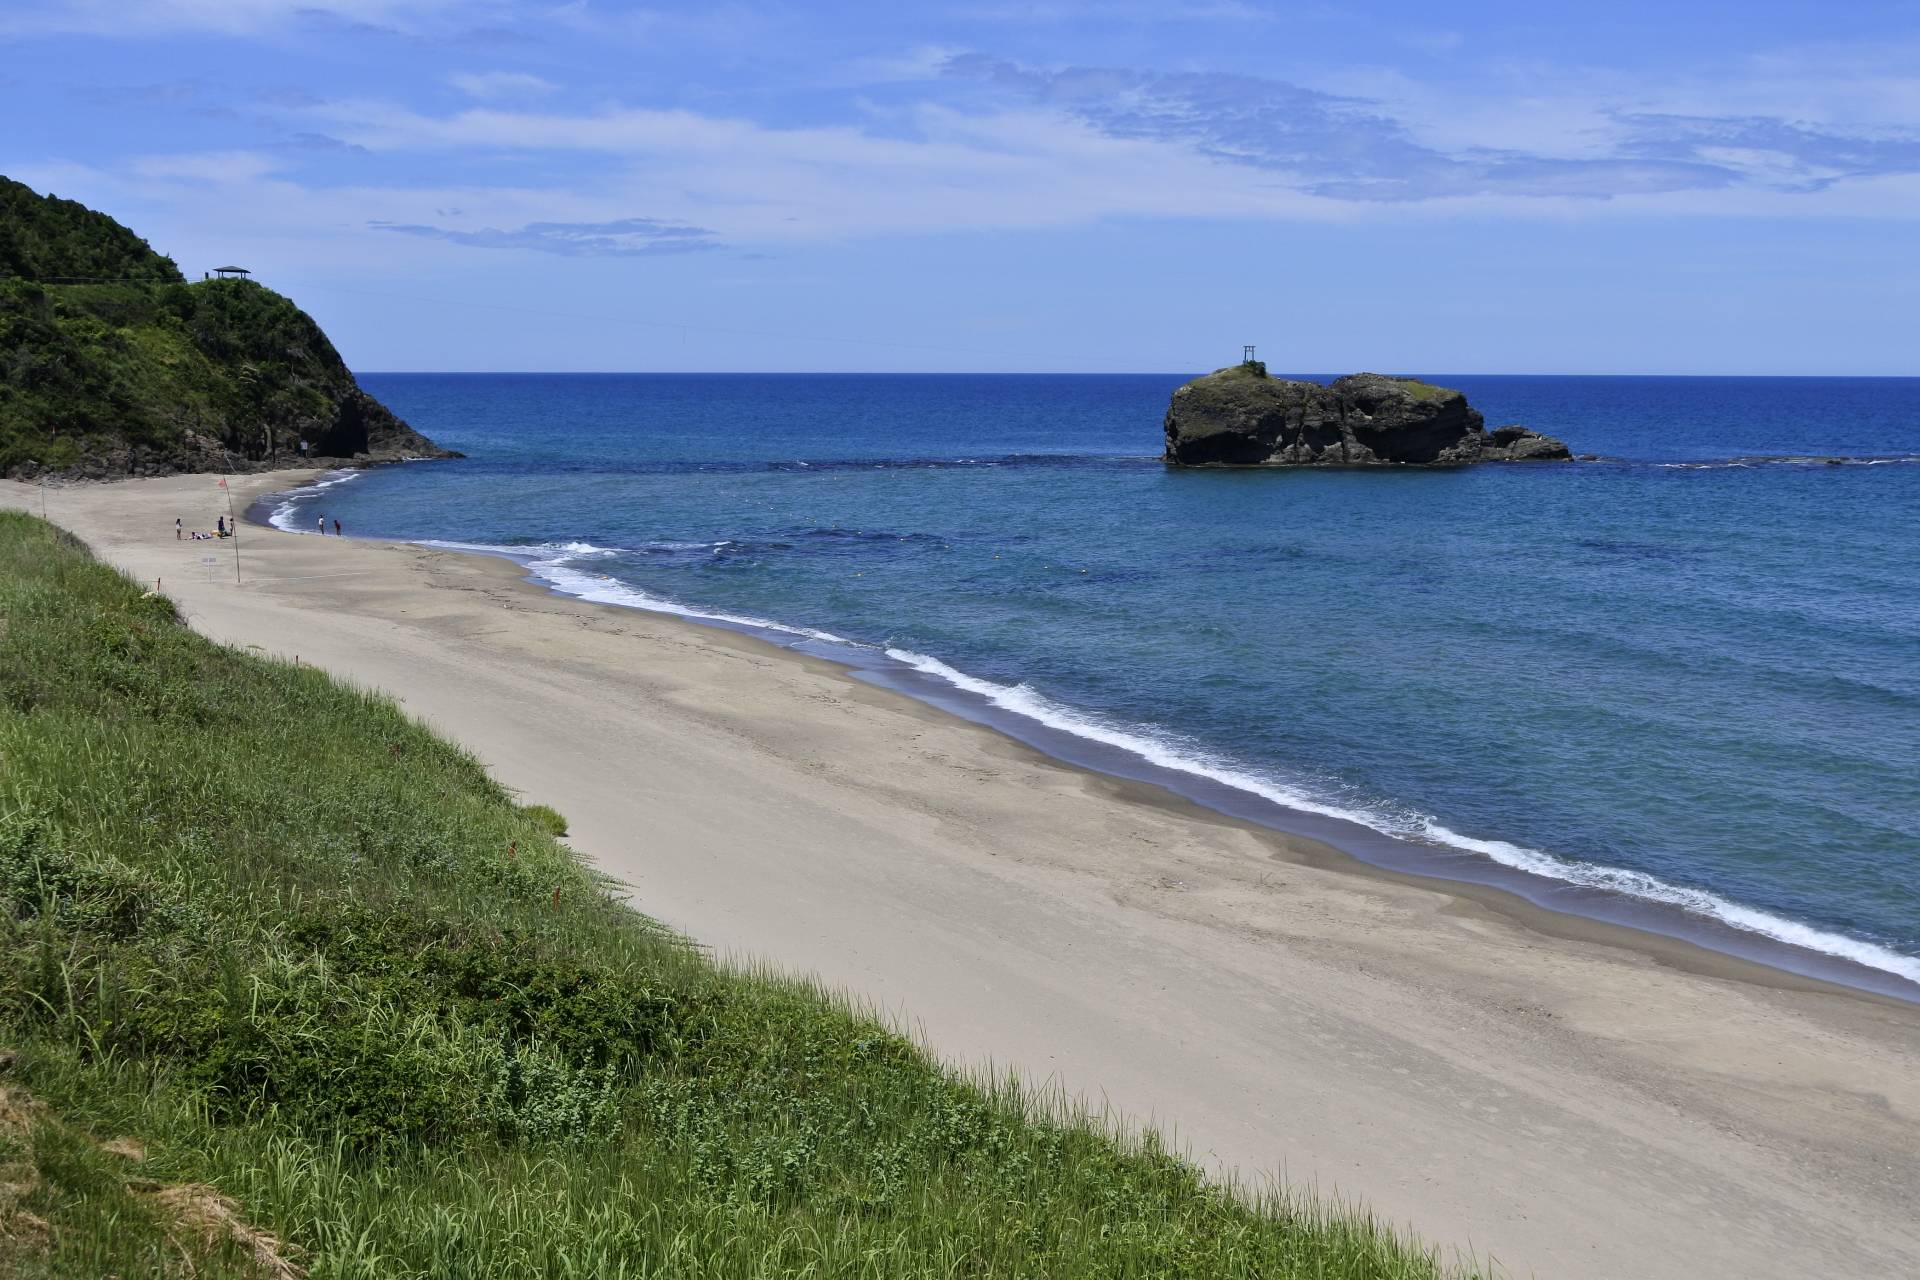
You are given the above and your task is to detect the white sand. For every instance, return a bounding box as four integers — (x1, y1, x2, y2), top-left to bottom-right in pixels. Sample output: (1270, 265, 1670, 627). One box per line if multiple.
(8, 471, 1919, 1279)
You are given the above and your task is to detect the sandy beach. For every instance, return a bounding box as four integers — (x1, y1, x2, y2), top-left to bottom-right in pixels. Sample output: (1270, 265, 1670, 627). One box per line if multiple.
(7, 470, 1918, 1280)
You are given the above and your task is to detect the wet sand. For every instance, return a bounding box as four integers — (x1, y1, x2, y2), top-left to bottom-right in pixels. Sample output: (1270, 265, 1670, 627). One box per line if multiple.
(7, 471, 1919, 1279)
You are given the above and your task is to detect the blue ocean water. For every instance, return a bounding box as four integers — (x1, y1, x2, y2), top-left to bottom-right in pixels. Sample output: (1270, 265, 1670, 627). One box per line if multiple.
(283, 374, 1920, 987)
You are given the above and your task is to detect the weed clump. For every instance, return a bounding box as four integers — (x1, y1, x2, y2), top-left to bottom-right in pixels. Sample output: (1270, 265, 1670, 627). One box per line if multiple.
(523, 803, 569, 837)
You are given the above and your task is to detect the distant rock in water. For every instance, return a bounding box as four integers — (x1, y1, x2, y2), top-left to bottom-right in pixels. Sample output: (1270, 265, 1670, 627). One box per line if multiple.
(1163, 365, 1571, 467)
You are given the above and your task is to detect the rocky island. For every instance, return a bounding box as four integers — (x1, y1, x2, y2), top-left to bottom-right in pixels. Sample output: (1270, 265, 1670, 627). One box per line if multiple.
(0, 176, 453, 479)
(1163, 363, 1570, 467)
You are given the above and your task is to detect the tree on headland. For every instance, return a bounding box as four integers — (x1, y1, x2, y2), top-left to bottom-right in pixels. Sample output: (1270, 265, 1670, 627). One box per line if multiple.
(0, 179, 182, 283)
(0, 174, 449, 477)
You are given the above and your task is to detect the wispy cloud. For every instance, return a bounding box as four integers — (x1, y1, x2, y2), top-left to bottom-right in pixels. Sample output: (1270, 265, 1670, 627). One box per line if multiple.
(284, 131, 369, 154)
(1613, 112, 1920, 192)
(1, 0, 472, 38)
(942, 54, 1920, 202)
(371, 215, 724, 256)
(447, 70, 555, 100)
(949, 1, 1277, 24)
(130, 149, 288, 182)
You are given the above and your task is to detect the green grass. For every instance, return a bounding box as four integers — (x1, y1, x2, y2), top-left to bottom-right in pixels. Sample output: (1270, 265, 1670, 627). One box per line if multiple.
(0, 511, 1480, 1278)
(523, 804, 570, 837)
(1211, 362, 1273, 382)
(1388, 379, 1448, 403)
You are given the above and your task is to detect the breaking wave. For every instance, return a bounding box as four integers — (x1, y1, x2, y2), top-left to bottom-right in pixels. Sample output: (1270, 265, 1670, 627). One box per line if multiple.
(878, 647, 1920, 988)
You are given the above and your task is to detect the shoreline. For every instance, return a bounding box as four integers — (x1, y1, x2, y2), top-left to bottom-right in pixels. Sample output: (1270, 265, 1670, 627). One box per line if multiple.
(9, 470, 1920, 1279)
(255, 469, 1920, 1004)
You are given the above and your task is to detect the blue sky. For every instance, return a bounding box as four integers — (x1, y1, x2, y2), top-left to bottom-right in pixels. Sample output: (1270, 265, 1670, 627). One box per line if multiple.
(4, 1, 1918, 373)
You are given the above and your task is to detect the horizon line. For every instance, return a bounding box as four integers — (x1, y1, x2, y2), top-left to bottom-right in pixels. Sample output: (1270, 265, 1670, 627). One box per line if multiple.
(353, 369, 1920, 379)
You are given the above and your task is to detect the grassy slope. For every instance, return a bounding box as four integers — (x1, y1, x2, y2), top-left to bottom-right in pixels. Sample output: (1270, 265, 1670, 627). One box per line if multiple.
(0, 512, 1473, 1279)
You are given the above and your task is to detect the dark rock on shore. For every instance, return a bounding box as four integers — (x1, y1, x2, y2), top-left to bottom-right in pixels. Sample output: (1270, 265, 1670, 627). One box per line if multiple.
(9, 393, 455, 482)
(1163, 366, 1571, 467)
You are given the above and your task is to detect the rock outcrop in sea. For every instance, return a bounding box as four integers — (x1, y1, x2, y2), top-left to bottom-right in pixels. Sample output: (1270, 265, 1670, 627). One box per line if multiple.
(1163, 365, 1571, 467)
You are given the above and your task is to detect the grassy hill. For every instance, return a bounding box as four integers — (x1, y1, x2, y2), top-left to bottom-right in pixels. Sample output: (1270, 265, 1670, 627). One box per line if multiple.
(0, 510, 1474, 1278)
(0, 177, 448, 479)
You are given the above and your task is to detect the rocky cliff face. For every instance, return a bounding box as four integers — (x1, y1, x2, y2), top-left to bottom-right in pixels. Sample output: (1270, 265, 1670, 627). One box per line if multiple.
(1163, 367, 1571, 467)
(35, 386, 454, 481)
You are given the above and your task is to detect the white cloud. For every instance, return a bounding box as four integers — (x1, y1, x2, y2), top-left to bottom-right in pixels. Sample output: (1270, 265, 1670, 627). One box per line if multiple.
(949, 2, 1278, 24)
(217, 60, 1918, 260)
(0, 0, 480, 38)
(22, 24, 1920, 282)
(940, 55, 1920, 203)
(374, 214, 722, 256)
(283, 95, 1352, 242)
(130, 149, 288, 182)
(447, 70, 557, 100)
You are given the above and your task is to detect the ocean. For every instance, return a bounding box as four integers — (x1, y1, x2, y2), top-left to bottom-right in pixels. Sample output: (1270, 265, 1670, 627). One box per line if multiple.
(269, 373, 1920, 995)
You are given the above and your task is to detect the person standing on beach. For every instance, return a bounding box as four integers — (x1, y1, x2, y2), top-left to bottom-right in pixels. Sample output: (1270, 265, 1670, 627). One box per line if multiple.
(217, 515, 225, 538)
(175, 517, 182, 541)
(317, 515, 326, 536)
(333, 518, 341, 537)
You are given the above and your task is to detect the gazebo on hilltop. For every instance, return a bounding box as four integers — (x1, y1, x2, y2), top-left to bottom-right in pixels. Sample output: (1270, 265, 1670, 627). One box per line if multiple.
(209, 266, 252, 279)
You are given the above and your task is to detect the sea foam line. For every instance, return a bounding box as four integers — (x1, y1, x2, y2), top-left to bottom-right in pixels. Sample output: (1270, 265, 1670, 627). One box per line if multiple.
(421, 539, 855, 646)
(267, 469, 364, 531)
(880, 649, 1920, 988)
(435, 541, 1920, 990)
(1654, 455, 1920, 470)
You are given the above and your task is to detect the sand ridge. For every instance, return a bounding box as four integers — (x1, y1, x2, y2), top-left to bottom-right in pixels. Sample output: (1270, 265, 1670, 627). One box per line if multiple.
(6, 472, 1918, 1280)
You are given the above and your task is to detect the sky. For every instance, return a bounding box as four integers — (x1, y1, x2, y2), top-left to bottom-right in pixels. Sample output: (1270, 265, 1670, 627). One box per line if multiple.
(4, 0, 1918, 374)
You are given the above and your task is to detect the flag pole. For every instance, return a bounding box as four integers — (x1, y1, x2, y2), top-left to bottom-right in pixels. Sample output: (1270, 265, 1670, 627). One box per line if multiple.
(219, 464, 241, 585)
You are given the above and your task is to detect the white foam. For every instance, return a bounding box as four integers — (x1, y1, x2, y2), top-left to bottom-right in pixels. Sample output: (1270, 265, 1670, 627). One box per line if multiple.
(885, 649, 1920, 988)
(426, 539, 854, 646)
(1655, 456, 1920, 470)
(267, 469, 364, 531)
(534, 561, 853, 644)
(401, 535, 1920, 991)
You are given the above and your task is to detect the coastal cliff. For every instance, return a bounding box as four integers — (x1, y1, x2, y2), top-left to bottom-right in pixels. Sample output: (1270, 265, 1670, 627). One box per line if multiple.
(1163, 364, 1570, 466)
(0, 176, 453, 478)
